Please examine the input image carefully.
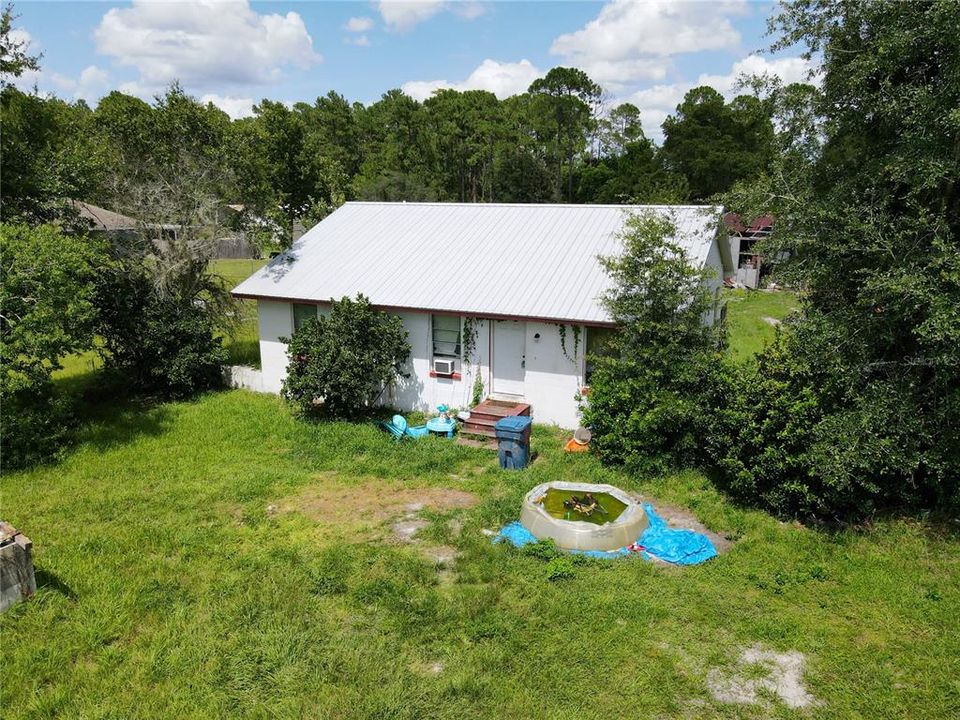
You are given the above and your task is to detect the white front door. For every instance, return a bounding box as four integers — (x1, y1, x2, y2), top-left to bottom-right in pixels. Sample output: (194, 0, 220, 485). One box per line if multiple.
(492, 320, 526, 396)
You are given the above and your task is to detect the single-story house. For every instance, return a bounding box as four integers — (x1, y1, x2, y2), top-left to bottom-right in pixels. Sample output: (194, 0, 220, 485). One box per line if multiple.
(232, 202, 733, 428)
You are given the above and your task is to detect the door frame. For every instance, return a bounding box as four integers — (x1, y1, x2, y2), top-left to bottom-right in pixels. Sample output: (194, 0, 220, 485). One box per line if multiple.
(490, 319, 526, 397)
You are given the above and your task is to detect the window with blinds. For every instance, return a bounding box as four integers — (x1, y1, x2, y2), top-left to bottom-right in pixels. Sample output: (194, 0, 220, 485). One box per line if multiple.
(431, 315, 461, 358)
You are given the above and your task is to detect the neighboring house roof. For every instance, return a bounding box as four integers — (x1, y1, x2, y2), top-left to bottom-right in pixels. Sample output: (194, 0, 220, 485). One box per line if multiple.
(232, 202, 727, 326)
(723, 211, 747, 234)
(724, 212, 774, 235)
(71, 200, 141, 232)
(69, 200, 183, 233)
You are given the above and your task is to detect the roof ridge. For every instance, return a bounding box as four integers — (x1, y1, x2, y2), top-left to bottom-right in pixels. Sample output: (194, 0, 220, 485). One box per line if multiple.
(342, 201, 721, 210)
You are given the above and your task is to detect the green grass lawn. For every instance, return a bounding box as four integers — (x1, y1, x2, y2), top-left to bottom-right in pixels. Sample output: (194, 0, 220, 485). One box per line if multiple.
(724, 289, 799, 362)
(3, 388, 958, 718)
(212, 258, 266, 368)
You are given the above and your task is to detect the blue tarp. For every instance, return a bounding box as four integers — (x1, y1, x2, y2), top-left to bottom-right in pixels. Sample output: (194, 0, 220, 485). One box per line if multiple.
(638, 503, 717, 565)
(493, 503, 717, 565)
(494, 521, 537, 547)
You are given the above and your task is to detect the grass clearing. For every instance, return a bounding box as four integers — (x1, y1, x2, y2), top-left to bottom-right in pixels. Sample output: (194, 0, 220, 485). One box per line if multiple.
(2, 387, 958, 718)
(723, 289, 799, 362)
(212, 258, 266, 367)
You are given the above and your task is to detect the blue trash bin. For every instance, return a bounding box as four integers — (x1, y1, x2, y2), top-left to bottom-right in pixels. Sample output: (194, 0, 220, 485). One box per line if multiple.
(495, 416, 532, 469)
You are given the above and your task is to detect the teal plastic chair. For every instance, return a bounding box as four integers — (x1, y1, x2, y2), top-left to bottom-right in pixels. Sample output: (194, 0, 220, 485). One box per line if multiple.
(379, 414, 428, 440)
(379, 414, 407, 440)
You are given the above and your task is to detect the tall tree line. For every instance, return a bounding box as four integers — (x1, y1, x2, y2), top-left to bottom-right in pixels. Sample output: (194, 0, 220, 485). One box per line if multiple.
(2, 56, 781, 247)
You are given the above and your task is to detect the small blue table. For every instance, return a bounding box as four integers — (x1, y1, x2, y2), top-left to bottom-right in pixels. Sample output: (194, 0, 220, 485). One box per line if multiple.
(425, 417, 456, 438)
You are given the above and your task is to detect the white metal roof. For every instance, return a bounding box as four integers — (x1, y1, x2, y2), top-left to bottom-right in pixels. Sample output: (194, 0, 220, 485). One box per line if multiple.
(232, 202, 725, 325)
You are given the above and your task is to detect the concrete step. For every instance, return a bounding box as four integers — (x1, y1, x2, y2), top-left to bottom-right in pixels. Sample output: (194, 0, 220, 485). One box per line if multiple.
(461, 424, 497, 439)
(464, 413, 500, 428)
(471, 399, 531, 418)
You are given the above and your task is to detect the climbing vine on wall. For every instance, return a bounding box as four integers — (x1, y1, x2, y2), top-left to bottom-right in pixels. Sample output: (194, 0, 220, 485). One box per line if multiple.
(462, 316, 479, 362)
(463, 317, 485, 405)
(557, 323, 581, 362)
(472, 373, 484, 406)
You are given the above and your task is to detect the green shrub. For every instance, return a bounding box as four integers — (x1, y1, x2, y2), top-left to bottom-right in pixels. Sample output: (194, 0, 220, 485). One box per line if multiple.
(282, 295, 410, 419)
(96, 268, 227, 397)
(709, 1, 960, 518)
(545, 556, 576, 582)
(0, 223, 105, 467)
(703, 322, 960, 518)
(583, 212, 723, 473)
(0, 382, 72, 469)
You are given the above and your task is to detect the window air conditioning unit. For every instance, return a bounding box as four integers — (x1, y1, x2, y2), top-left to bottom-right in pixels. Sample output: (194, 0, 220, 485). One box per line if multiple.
(433, 358, 456, 376)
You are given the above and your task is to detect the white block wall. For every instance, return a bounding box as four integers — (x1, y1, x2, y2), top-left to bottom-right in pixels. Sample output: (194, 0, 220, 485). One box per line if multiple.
(257, 300, 293, 393)
(521, 321, 583, 429)
(384, 312, 493, 413)
(255, 302, 584, 428)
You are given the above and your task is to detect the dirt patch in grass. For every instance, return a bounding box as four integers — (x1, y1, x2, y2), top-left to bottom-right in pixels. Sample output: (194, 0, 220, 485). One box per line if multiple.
(707, 645, 818, 710)
(279, 472, 478, 532)
(420, 544, 457, 565)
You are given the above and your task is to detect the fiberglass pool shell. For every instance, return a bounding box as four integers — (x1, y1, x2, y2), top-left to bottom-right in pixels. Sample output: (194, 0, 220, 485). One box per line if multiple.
(520, 481, 649, 552)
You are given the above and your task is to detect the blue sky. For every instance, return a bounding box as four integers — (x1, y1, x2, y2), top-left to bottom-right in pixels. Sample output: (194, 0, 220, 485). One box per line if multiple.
(11, 1, 812, 138)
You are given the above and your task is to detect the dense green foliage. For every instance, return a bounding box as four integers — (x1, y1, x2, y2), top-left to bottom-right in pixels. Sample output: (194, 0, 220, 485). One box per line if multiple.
(711, 0, 960, 517)
(0, 3, 38, 82)
(282, 295, 410, 419)
(661, 87, 775, 200)
(95, 267, 227, 398)
(0, 224, 105, 388)
(583, 213, 722, 472)
(0, 13, 777, 243)
(0, 223, 107, 466)
(0, 88, 105, 224)
(1, 82, 236, 460)
(2, 388, 957, 717)
(588, 1, 959, 518)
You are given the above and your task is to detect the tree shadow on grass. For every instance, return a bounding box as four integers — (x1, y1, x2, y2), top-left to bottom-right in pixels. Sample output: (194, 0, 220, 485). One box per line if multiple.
(75, 399, 173, 453)
(700, 466, 960, 541)
(34, 568, 77, 601)
(11, 372, 175, 474)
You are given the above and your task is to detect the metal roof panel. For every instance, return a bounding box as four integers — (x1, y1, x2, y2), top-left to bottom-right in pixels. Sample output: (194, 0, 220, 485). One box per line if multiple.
(233, 202, 724, 324)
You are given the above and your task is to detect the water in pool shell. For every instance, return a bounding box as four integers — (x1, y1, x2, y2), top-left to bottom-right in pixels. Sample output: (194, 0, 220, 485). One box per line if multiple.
(539, 488, 627, 525)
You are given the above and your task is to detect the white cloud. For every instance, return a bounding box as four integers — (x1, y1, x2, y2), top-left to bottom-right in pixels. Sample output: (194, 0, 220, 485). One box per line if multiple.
(551, 0, 746, 89)
(625, 54, 816, 140)
(8, 27, 42, 91)
(201, 93, 255, 119)
(402, 58, 541, 101)
(8, 26, 34, 50)
(7, 26, 108, 104)
(378, 1, 486, 32)
(345, 16, 374, 32)
(698, 54, 813, 94)
(345, 35, 371, 47)
(454, 2, 487, 21)
(117, 80, 146, 98)
(74, 65, 110, 104)
(379, 1, 445, 31)
(93, 0, 320, 93)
